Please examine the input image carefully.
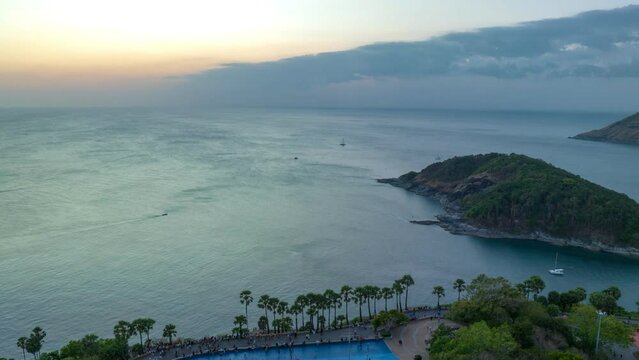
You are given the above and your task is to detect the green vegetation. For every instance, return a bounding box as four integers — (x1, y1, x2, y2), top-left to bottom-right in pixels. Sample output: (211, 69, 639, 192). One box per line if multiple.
(9, 273, 637, 360)
(399, 153, 639, 248)
(371, 310, 409, 332)
(244, 275, 415, 335)
(567, 305, 631, 354)
(430, 321, 518, 360)
(15, 328, 46, 360)
(436, 274, 633, 360)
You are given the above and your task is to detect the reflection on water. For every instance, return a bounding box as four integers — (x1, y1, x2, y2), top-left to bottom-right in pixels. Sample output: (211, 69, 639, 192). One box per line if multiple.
(1, 107, 638, 355)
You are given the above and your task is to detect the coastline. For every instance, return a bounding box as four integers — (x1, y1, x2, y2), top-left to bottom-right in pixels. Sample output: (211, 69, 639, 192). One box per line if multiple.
(378, 178, 639, 259)
(570, 135, 639, 146)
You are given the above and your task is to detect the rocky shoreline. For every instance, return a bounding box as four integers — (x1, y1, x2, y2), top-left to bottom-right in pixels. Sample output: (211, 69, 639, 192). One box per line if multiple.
(378, 177, 639, 258)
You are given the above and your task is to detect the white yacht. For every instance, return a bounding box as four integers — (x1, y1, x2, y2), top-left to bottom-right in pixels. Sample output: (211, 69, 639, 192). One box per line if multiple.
(548, 252, 564, 276)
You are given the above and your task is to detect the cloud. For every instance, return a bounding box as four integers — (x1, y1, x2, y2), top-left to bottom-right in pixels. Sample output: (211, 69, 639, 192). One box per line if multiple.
(173, 5, 639, 110)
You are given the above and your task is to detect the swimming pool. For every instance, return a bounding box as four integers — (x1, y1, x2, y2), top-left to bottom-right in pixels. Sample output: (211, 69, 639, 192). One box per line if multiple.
(190, 340, 397, 359)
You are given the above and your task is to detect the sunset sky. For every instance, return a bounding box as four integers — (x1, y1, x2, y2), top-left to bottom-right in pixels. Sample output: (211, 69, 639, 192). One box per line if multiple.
(1, 0, 638, 107)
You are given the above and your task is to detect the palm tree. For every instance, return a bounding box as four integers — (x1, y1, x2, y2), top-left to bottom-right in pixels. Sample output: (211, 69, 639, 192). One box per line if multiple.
(518, 281, 532, 299)
(336, 314, 346, 328)
(340, 285, 352, 325)
(323, 289, 339, 328)
(282, 317, 293, 332)
(240, 290, 253, 325)
(306, 293, 318, 329)
(363, 285, 374, 319)
(131, 319, 146, 346)
(453, 278, 466, 301)
(305, 306, 316, 330)
(234, 315, 248, 337)
(353, 287, 366, 321)
(381, 287, 393, 311)
(277, 301, 289, 322)
(318, 315, 326, 331)
(16, 337, 27, 360)
(527, 275, 545, 299)
(295, 295, 308, 327)
(25, 327, 46, 360)
(371, 286, 381, 316)
(143, 318, 155, 343)
(331, 293, 342, 327)
(162, 324, 177, 344)
(401, 274, 415, 310)
(289, 304, 302, 331)
(257, 295, 271, 333)
(113, 320, 132, 341)
(268, 297, 280, 328)
(433, 285, 445, 308)
(392, 281, 404, 311)
(316, 294, 327, 329)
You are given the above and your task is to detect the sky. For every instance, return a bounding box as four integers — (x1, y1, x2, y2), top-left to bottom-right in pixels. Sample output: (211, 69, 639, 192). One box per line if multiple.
(1, 0, 638, 110)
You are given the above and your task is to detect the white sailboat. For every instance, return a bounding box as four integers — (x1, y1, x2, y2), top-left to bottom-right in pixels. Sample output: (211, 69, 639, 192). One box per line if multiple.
(548, 252, 564, 276)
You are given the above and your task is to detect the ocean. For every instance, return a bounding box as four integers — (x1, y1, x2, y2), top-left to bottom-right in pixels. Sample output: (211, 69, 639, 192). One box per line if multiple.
(1, 107, 638, 355)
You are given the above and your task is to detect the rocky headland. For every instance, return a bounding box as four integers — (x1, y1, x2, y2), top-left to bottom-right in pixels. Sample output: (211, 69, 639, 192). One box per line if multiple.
(573, 112, 639, 145)
(379, 153, 639, 257)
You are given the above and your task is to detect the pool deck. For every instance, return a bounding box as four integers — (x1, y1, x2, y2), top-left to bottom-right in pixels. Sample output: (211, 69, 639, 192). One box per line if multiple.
(140, 309, 446, 360)
(384, 318, 460, 360)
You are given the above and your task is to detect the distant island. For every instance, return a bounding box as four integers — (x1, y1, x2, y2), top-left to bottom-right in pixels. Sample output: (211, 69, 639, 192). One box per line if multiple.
(573, 112, 639, 145)
(378, 153, 639, 257)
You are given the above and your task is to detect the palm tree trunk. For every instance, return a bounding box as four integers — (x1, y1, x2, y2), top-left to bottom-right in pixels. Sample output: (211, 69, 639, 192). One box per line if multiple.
(373, 300, 377, 316)
(405, 287, 409, 310)
(367, 299, 371, 319)
(169, 334, 173, 344)
(358, 303, 362, 321)
(458, 291, 461, 301)
(384, 298, 388, 311)
(301, 310, 305, 327)
(264, 309, 270, 333)
(295, 315, 298, 331)
(345, 301, 349, 325)
(22, 349, 26, 360)
(139, 333, 143, 346)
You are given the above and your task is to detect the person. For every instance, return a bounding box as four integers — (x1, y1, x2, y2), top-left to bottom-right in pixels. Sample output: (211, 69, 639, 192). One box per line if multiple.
(399, 339, 403, 346)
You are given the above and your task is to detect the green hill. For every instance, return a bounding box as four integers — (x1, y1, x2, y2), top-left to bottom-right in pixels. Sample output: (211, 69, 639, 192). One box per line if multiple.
(574, 112, 639, 145)
(380, 153, 639, 252)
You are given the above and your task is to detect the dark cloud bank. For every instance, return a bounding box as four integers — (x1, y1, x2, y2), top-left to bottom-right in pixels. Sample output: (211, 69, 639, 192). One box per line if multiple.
(173, 6, 639, 111)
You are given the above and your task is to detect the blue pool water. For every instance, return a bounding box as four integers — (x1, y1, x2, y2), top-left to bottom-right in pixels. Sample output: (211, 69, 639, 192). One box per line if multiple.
(191, 340, 397, 360)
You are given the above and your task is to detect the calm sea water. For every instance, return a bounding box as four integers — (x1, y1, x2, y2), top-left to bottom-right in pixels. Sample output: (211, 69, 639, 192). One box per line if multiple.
(1, 107, 639, 355)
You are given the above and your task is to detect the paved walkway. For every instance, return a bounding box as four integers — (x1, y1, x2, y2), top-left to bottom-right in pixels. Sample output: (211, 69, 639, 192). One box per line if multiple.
(385, 318, 459, 360)
(143, 324, 378, 359)
(140, 308, 445, 360)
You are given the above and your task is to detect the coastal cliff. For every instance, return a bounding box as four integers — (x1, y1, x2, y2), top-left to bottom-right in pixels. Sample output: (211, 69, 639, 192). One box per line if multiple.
(573, 112, 639, 145)
(379, 153, 639, 257)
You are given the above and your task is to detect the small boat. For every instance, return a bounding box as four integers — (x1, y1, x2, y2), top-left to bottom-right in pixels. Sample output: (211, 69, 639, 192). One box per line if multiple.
(161, 213, 168, 216)
(340, 138, 346, 146)
(548, 252, 564, 276)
